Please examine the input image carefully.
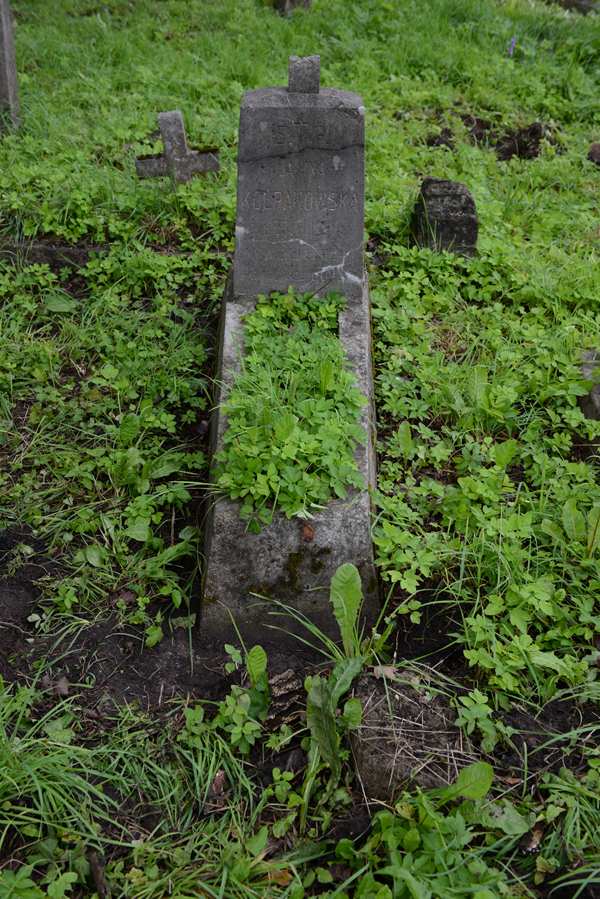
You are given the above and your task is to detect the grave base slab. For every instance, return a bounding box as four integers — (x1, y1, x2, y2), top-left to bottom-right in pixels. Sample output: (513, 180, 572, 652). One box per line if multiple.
(201, 277, 379, 654)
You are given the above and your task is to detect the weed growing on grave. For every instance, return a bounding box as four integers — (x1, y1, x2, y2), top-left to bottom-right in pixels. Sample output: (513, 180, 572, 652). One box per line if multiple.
(216, 290, 366, 530)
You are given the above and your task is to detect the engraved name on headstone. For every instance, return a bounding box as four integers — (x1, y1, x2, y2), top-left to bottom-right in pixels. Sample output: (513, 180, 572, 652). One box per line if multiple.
(233, 55, 365, 302)
(136, 110, 219, 184)
(0, 0, 19, 131)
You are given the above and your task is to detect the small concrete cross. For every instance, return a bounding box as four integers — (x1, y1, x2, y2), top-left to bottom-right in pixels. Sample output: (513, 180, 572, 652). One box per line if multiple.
(288, 55, 320, 94)
(0, 0, 20, 132)
(136, 110, 219, 184)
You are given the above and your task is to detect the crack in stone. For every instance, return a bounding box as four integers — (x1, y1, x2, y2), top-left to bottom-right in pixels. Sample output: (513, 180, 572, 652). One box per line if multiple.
(239, 142, 363, 165)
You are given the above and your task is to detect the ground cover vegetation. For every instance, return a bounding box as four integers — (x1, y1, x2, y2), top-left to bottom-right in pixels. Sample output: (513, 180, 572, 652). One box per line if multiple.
(216, 291, 365, 529)
(1, 0, 599, 895)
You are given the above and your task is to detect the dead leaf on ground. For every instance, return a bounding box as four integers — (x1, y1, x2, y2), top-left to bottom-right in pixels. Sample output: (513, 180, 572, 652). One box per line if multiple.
(302, 524, 315, 542)
(372, 665, 398, 681)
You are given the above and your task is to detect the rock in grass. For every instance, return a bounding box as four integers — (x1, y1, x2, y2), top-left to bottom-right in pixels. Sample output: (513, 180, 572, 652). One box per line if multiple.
(350, 674, 474, 800)
(411, 177, 478, 257)
(551, 0, 598, 12)
(274, 0, 311, 14)
(580, 350, 600, 420)
(0, 0, 20, 132)
(588, 143, 600, 166)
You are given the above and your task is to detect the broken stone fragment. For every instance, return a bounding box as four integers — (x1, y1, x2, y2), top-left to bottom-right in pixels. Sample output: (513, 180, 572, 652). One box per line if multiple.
(350, 674, 475, 800)
(549, 0, 598, 12)
(580, 350, 600, 420)
(588, 143, 600, 166)
(0, 0, 20, 132)
(411, 177, 478, 257)
(274, 0, 311, 15)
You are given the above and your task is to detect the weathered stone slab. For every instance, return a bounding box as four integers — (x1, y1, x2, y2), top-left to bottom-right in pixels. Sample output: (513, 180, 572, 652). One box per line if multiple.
(549, 0, 598, 12)
(202, 279, 377, 651)
(0, 0, 19, 131)
(580, 350, 600, 420)
(274, 0, 311, 15)
(233, 58, 365, 303)
(411, 177, 478, 257)
(202, 58, 378, 653)
(136, 110, 219, 185)
(350, 675, 474, 799)
(588, 143, 600, 166)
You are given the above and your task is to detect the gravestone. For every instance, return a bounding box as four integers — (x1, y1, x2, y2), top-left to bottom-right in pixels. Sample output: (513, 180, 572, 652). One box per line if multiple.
(274, 0, 311, 14)
(0, 0, 19, 131)
(202, 56, 378, 654)
(136, 110, 219, 184)
(411, 178, 478, 256)
(588, 143, 600, 166)
(233, 55, 364, 302)
(580, 350, 600, 420)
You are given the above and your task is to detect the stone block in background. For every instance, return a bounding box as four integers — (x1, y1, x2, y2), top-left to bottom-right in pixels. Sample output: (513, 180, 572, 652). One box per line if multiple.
(274, 0, 311, 15)
(0, 0, 19, 131)
(351, 674, 474, 800)
(411, 177, 478, 257)
(580, 350, 600, 420)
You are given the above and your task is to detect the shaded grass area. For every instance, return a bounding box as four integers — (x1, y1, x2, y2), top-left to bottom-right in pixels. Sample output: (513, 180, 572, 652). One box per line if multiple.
(0, 0, 600, 895)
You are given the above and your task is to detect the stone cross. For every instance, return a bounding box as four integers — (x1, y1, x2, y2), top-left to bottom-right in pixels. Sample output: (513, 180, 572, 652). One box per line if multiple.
(233, 54, 365, 303)
(0, 0, 19, 132)
(135, 110, 219, 184)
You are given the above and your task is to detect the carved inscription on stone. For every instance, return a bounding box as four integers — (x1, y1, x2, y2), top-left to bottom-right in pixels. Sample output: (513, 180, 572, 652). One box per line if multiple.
(234, 90, 364, 301)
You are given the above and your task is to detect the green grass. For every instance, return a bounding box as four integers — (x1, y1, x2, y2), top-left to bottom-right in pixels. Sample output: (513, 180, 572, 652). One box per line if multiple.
(216, 291, 366, 529)
(1, 0, 600, 894)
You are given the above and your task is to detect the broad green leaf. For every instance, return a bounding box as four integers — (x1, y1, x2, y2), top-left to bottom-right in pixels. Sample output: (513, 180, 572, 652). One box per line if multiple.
(84, 545, 104, 568)
(396, 421, 413, 459)
(541, 519, 565, 545)
(47, 872, 78, 899)
(468, 365, 488, 409)
(246, 825, 269, 857)
(443, 761, 494, 801)
(480, 800, 531, 836)
(587, 505, 600, 557)
(45, 292, 77, 313)
(492, 439, 518, 469)
(342, 696, 362, 729)
(125, 517, 151, 542)
(330, 656, 363, 707)
(147, 454, 182, 479)
(145, 624, 164, 648)
(330, 563, 362, 656)
(562, 498, 586, 543)
(306, 676, 340, 780)
(118, 413, 141, 446)
(247, 644, 268, 686)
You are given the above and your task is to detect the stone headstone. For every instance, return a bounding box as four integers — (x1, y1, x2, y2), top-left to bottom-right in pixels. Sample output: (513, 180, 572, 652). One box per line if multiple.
(233, 55, 364, 303)
(135, 110, 219, 184)
(0, 0, 19, 132)
(351, 675, 472, 799)
(411, 177, 478, 257)
(274, 0, 311, 15)
(202, 57, 378, 655)
(588, 143, 600, 166)
(580, 350, 600, 420)
(551, 0, 598, 11)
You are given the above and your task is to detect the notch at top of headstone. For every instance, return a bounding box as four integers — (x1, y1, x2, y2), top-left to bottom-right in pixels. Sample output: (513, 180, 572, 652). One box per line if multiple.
(288, 55, 320, 94)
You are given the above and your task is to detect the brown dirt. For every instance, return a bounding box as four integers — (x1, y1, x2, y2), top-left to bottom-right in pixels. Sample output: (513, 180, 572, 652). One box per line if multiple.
(425, 127, 454, 149)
